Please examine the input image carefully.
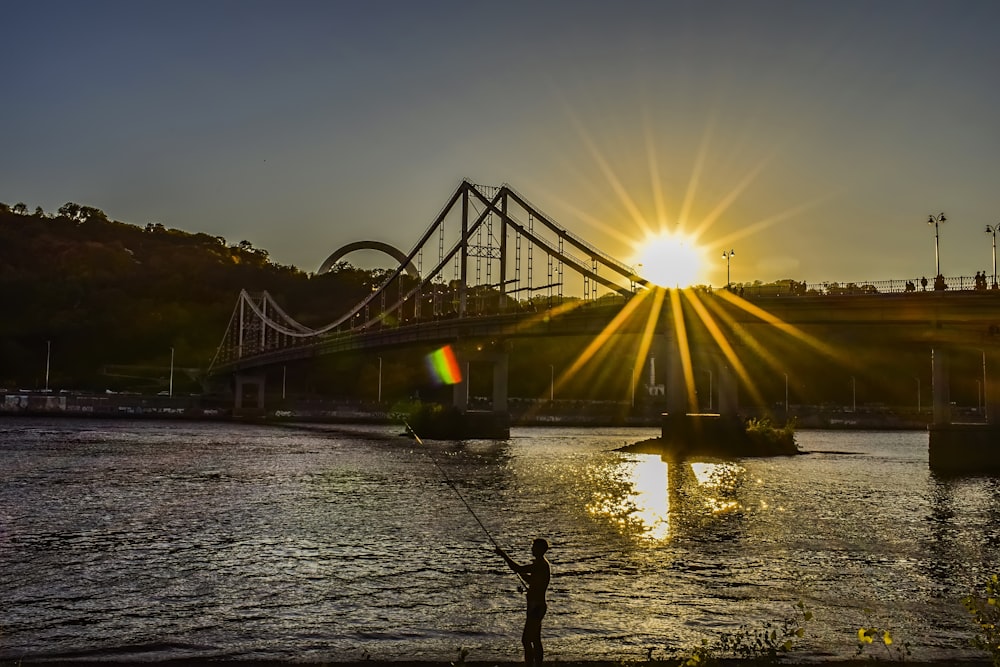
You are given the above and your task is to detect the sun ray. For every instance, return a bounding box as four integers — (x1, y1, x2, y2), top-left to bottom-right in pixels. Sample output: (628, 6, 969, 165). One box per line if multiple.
(632, 287, 668, 394)
(698, 297, 804, 386)
(712, 289, 843, 361)
(669, 289, 699, 413)
(681, 289, 768, 408)
(642, 108, 669, 232)
(678, 115, 716, 231)
(555, 288, 655, 396)
(567, 110, 649, 233)
(510, 297, 587, 330)
(549, 199, 638, 249)
(690, 152, 774, 239)
(710, 191, 837, 250)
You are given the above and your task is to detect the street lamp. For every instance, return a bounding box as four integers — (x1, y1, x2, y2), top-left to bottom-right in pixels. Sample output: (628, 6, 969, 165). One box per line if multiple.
(704, 369, 713, 412)
(927, 212, 946, 279)
(377, 357, 383, 404)
(169, 347, 174, 397)
(722, 249, 735, 289)
(784, 373, 789, 414)
(914, 376, 921, 414)
(851, 376, 856, 413)
(45, 340, 51, 392)
(630, 366, 636, 408)
(549, 364, 554, 402)
(986, 225, 999, 289)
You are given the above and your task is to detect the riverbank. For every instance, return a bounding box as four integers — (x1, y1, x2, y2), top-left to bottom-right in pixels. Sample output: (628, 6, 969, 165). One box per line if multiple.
(3, 660, 993, 667)
(0, 392, 945, 430)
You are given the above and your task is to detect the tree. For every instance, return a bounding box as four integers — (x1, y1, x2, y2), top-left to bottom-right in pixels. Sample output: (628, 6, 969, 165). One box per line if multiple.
(58, 203, 108, 223)
(12, 202, 27, 215)
(58, 202, 81, 220)
(78, 206, 108, 223)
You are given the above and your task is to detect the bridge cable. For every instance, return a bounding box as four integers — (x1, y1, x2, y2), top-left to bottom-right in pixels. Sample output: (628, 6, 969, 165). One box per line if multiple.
(403, 421, 527, 589)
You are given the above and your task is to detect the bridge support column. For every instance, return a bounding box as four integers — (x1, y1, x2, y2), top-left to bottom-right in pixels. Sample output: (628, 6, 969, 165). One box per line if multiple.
(432, 343, 509, 439)
(665, 342, 685, 416)
(452, 361, 470, 412)
(492, 352, 508, 412)
(234, 372, 266, 413)
(987, 350, 1000, 426)
(717, 363, 739, 418)
(931, 348, 951, 426)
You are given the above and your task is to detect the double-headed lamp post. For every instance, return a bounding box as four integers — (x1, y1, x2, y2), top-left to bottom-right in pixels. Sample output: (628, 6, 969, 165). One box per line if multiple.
(927, 212, 946, 278)
(986, 224, 999, 289)
(722, 249, 735, 289)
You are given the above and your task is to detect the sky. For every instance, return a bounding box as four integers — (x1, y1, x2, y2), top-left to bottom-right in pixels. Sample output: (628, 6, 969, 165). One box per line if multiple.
(4, 0, 1000, 288)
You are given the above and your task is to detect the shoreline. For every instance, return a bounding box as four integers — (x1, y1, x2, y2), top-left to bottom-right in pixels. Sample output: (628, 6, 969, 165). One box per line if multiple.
(0, 408, 938, 431)
(3, 661, 994, 667)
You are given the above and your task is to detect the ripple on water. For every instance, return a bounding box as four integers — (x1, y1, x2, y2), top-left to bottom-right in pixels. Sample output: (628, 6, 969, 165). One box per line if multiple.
(0, 421, 997, 663)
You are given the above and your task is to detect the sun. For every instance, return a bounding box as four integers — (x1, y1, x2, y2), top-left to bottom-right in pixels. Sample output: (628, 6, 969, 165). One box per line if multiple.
(631, 231, 705, 288)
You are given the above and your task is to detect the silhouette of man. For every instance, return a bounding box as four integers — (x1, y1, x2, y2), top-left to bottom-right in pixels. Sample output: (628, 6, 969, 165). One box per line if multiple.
(497, 538, 551, 666)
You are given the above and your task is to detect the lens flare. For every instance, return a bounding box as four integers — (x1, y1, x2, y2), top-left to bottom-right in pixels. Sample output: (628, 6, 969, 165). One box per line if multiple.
(426, 345, 462, 385)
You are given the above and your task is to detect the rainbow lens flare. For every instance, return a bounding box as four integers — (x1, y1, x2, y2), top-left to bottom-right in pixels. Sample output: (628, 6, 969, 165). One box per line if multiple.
(426, 345, 462, 385)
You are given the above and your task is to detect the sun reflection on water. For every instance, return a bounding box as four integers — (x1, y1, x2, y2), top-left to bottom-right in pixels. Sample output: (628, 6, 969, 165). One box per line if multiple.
(586, 454, 670, 541)
(587, 456, 755, 542)
(690, 461, 745, 514)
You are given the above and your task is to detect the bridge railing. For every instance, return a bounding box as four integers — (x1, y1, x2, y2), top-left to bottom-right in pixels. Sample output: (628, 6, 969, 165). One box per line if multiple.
(733, 275, 997, 298)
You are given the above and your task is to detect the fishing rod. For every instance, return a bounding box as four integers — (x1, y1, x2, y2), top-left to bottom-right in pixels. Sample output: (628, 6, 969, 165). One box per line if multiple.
(404, 420, 528, 589)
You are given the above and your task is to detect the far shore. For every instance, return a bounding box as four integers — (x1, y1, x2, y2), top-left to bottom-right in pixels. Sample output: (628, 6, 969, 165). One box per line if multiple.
(0, 396, 946, 432)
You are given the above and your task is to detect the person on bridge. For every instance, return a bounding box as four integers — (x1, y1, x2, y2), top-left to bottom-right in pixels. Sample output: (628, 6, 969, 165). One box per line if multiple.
(497, 538, 551, 666)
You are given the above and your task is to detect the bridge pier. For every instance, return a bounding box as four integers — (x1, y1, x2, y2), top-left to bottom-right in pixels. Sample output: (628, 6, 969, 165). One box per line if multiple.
(716, 362, 739, 418)
(438, 343, 510, 439)
(931, 347, 951, 426)
(928, 347, 1000, 473)
(233, 372, 266, 416)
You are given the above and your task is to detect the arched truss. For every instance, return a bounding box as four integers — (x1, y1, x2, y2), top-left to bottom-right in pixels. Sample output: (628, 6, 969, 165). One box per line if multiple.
(210, 180, 653, 372)
(318, 240, 421, 279)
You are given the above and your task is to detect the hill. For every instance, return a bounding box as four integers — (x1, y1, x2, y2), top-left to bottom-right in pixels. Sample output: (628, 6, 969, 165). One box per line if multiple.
(0, 201, 373, 393)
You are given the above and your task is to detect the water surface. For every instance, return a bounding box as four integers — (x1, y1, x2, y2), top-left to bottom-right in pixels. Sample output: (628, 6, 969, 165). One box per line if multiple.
(1, 419, 997, 663)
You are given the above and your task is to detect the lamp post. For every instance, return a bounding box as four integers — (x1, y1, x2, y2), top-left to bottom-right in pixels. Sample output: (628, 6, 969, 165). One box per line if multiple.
(982, 349, 988, 421)
(630, 366, 636, 408)
(549, 364, 554, 402)
(986, 225, 999, 289)
(927, 212, 946, 279)
(704, 369, 713, 412)
(914, 376, 921, 414)
(784, 373, 789, 414)
(977, 379, 982, 414)
(169, 347, 174, 397)
(722, 249, 735, 289)
(45, 340, 51, 392)
(851, 376, 856, 413)
(377, 357, 383, 404)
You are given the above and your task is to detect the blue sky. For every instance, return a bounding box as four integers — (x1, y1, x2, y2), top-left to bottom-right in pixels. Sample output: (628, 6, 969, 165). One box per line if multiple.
(3, 1, 999, 286)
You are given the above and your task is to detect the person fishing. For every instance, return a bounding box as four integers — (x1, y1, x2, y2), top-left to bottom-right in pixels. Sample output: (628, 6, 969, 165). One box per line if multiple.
(496, 538, 551, 666)
(404, 422, 552, 663)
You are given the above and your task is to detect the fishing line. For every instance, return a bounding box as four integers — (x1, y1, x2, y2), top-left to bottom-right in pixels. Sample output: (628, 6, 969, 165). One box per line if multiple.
(404, 420, 527, 589)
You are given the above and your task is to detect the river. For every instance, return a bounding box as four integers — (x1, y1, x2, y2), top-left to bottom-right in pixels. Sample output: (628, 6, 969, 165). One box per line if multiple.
(1, 418, 997, 663)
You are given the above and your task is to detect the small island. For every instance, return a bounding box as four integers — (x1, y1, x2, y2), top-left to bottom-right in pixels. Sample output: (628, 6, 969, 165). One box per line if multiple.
(619, 413, 799, 459)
